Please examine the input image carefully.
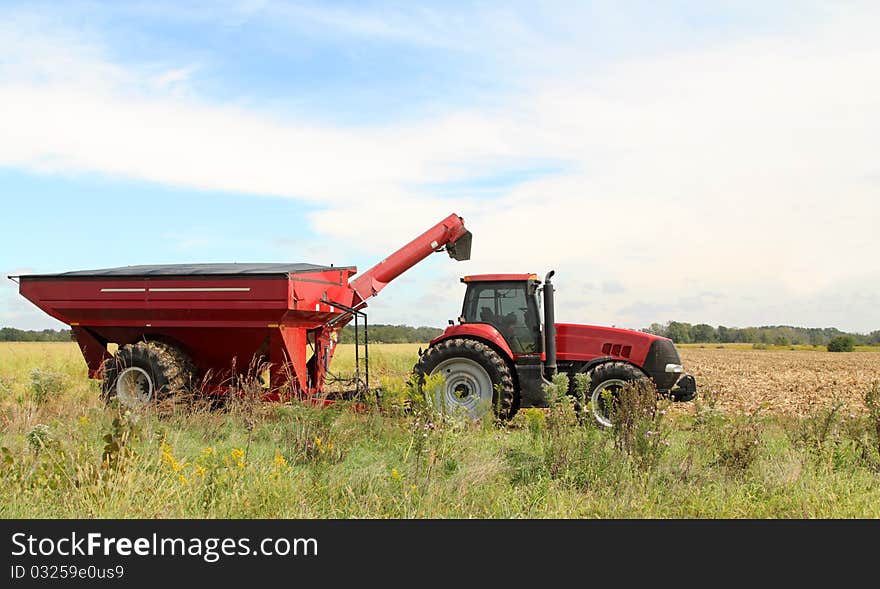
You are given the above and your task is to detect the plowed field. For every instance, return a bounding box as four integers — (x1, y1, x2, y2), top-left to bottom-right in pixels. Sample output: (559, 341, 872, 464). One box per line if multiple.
(679, 348, 880, 416)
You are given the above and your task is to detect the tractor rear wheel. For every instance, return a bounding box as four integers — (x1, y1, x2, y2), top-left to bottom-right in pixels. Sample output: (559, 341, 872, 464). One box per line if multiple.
(587, 361, 650, 428)
(415, 338, 516, 420)
(102, 341, 194, 412)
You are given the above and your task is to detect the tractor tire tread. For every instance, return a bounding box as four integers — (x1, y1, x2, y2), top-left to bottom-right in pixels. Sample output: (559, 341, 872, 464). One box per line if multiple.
(587, 361, 648, 391)
(415, 337, 516, 419)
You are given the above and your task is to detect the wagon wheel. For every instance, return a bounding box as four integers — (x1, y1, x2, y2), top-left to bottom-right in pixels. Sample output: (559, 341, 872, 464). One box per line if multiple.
(102, 341, 195, 413)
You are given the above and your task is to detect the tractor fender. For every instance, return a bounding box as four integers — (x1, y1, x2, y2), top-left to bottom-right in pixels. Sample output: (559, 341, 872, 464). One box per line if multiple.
(429, 324, 516, 362)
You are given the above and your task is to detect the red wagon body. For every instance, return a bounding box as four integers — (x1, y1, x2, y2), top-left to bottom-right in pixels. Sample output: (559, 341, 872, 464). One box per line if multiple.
(15, 214, 473, 405)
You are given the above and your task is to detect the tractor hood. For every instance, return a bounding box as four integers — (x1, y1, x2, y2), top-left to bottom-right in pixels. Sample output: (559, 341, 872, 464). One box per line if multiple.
(554, 323, 668, 366)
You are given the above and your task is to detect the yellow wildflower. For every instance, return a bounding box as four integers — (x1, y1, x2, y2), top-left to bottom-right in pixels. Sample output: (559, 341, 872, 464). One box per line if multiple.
(230, 448, 246, 469)
(160, 444, 184, 473)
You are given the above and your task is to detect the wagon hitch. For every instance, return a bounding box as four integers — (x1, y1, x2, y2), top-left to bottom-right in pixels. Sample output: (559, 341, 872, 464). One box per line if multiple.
(326, 298, 372, 402)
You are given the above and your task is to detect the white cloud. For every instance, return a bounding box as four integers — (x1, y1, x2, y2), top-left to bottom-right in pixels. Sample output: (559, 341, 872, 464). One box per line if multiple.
(150, 66, 198, 92)
(1, 5, 879, 331)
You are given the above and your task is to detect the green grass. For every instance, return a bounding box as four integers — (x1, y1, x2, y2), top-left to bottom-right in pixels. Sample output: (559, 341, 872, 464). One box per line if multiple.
(2, 342, 880, 518)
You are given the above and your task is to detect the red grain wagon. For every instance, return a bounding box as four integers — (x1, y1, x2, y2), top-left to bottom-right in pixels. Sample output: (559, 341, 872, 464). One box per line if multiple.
(13, 214, 472, 409)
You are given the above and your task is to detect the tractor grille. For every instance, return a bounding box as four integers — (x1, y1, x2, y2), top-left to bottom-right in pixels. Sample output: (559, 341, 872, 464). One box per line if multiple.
(643, 339, 681, 391)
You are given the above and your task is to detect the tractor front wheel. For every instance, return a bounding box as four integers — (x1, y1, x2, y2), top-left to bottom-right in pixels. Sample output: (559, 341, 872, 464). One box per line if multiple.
(587, 361, 650, 428)
(102, 341, 194, 412)
(415, 338, 516, 420)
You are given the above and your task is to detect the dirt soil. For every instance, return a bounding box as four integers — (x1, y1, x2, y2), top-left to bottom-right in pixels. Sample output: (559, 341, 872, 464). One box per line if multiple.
(678, 348, 880, 416)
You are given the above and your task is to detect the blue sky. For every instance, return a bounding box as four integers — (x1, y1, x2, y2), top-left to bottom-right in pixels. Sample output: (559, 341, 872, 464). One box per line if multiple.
(2, 1, 879, 332)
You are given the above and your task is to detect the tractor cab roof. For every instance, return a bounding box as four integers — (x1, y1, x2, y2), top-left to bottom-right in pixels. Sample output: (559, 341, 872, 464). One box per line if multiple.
(461, 273, 538, 283)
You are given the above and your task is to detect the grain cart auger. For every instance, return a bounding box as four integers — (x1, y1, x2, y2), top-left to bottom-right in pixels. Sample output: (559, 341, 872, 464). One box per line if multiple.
(415, 271, 697, 426)
(13, 213, 472, 410)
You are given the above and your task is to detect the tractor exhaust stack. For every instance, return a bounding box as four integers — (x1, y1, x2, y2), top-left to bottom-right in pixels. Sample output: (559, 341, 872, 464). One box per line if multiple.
(543, 270, 557, 379)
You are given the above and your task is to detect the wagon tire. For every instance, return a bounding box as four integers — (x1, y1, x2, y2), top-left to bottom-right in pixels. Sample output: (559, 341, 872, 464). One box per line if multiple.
(587, 361, 650, 428)
(101, 341, 195, 413)
(414, 338, 517, 420)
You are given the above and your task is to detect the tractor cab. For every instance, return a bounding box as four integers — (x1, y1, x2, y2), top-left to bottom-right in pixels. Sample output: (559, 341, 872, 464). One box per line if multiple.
(459, 274, 543, 355)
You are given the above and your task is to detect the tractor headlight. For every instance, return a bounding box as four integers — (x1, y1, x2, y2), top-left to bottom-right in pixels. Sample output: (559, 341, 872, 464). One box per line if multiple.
(665, 363, 684, 373)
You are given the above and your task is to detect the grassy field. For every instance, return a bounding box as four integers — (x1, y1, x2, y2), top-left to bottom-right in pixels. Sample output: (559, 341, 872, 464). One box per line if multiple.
(2, 342, 880, 518)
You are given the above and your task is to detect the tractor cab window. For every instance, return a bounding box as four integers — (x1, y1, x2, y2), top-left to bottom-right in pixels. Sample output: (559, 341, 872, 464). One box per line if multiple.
(462, 281, 541, 354)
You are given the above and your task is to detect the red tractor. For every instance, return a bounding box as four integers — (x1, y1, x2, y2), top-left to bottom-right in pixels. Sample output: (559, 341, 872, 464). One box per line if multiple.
(416, 272, 696, 426)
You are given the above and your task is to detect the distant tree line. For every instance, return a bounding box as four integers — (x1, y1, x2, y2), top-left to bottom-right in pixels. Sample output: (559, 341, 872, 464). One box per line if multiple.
(642, 321, 880, 347)
(3, 322, 878, 347)
(338, 324, 444, 344)
(0, 327, 73, 342)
